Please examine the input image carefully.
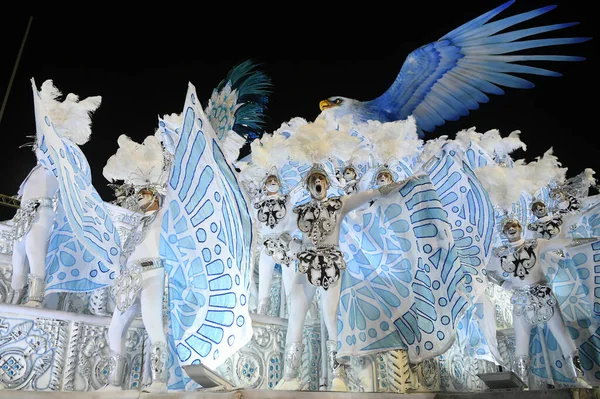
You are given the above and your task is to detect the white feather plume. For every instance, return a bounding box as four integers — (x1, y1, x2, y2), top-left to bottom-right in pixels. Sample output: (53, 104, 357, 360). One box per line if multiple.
(414, 135, 450, 170)
(238, 118, 307, 188)
(103, 134, 166, 187)
(285, 114, 361, 165)
(39, 80, 101, 145)
(248, 132, 291, 172)
(474, 148, 566, 210)
(272, 117, 310, 138)
(359, 116, 421, 166)
(161, 112, 183, 127)
(455, 127, 526, 160)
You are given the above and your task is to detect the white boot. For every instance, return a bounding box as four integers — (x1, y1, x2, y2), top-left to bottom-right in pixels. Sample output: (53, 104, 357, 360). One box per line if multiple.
(564, 352, 592, 389)
(326, 340, 348, 392)
(97, 349, 126, 392)
(257, 298, 270, 316)
(514, 355, 530, 389)
(274, 341, 304, 390)
(142, 342, 168, 393)
(23, 274, 44, 307)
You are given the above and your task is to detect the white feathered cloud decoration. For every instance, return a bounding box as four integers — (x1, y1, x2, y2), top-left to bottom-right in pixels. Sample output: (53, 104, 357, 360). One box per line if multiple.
(474, 148, 567, 211)
(359, 116, 421, 167)
(103, 134, 166, 188)
(286, 114, 361, 165)
(414, 135, 449, 170)
(39, 79, 101, 145)
(455, 127, 526, 161)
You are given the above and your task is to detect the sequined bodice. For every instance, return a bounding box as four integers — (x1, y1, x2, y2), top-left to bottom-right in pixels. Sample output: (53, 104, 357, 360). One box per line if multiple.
(294, 197, 343, 247)
(493, 239, 541, 284)
(528, 215, 563, 239)
(255, 194, 288, 229)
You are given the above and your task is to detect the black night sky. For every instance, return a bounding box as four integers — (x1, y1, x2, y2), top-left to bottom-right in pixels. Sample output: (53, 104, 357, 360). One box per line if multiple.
(0, 2, 596, 220)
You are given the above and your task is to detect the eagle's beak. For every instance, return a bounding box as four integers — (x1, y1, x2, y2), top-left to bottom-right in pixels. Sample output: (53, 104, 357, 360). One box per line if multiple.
(319, 100, 333, 111)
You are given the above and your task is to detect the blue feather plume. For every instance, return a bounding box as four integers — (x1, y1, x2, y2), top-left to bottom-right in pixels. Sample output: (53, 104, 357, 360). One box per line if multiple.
(209, 59, 273, 142)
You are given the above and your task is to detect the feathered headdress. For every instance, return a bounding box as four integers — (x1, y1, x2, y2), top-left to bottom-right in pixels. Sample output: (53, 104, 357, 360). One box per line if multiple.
(284, 114, 362, 188)
(284, 114, 361, 167)
(324, 114, 372, 180)
(550, 168, 597, 200)
(360, 116, 421, 169)
(37, 79, 102, 145)
(102, 134, 168, 197)
(238, 125, 295, 194)
(204, 60, 273, 162)
(474, 148, 567, 211)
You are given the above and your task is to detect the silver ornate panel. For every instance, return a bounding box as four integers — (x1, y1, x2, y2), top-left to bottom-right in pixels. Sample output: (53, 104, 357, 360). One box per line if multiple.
(0, 307, 145, 392)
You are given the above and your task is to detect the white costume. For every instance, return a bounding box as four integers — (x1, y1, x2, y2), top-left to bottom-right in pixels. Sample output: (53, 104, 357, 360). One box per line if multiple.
(275, 163, 404, 391)
(100, 134, 170, 393)
(487, 218, 591, 388)
(9, 80, 102, 306)
(254, 171, 298, 315)
(10, 164, 58, 305)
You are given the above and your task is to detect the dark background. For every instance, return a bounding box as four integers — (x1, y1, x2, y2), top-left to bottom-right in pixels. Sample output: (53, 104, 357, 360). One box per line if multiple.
(0, 2, 596, 220)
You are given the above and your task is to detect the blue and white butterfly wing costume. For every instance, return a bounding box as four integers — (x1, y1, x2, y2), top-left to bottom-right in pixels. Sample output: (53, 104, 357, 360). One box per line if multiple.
(30, 79, 122, 293)
(160, 83, 254, 390)
(426, 141, 500, 363)
(338, 174, 471, 362)
(518, 241, 600, 386)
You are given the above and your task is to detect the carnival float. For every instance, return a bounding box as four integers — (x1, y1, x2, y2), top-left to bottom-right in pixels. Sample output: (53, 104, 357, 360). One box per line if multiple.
(0, 1, 597, 397)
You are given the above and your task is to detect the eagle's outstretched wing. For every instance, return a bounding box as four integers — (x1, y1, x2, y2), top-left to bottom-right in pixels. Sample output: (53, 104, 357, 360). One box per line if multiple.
(204, 60, 273, 162)
(321, 1, 590, 134)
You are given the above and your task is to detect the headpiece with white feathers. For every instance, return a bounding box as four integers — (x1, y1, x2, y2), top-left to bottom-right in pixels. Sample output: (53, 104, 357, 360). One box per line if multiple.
(284, 114, 360, 167)
(322, 115, 371, 179)
(238, 124, 296, 193)
(102, 134, 168, 198)
(362, 116, 421, 167)
(36, 79, 102, 145)
(550, 168, 597, 200)
(474, 148, 567, 211)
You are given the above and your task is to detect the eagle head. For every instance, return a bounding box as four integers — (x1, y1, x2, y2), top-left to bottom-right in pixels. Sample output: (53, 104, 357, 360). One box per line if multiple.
(319, 97, 345, 111)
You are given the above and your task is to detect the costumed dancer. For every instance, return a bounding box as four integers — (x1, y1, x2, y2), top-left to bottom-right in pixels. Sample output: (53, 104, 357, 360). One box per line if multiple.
(475, 147, 598, 388)
(239, 130, 303, 316)
(275, 160, 408, 392)
(487, 218, 593, 389)
(99, 133, 171, 393)
(336, 122, 502, 378)
(252, 169, 298, 315)
(273, 115, 459, 391)
(9, 80, 103, 306)
(527, 200, 564, 240)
